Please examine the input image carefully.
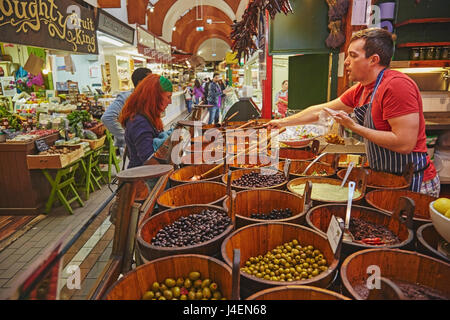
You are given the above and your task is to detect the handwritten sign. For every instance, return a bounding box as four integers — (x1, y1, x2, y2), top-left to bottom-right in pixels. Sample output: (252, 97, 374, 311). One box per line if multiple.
(327, 215, 343, 255)
(0, 0, 98, 54)
(35, 139, 50, 153)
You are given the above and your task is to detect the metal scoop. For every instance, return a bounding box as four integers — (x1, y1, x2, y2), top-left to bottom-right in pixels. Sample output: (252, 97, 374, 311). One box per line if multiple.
(301, 152, 328, 175)
(340, 161, 355, 188)
(343, 181, 356, 242)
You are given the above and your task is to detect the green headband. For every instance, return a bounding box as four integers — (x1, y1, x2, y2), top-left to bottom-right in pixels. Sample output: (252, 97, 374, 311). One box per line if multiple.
(159, 76, 173, 92)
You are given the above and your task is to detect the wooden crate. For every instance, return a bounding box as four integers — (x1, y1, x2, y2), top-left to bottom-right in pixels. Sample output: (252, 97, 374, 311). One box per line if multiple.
(81, 135, 106, 150)
(27, 145, 84, 169)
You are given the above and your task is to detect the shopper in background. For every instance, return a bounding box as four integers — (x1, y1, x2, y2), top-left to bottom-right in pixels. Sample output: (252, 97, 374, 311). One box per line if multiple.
(267, 28, 439, 197)
(193, 79, 204, 105)
(207, 73, 223, 124)
(275, 80, 289, 118)
(183, 83, 194, 113)
(119, 74, 173, 169)
(203, 78, 211, 104)
(101, 68, 152, 151)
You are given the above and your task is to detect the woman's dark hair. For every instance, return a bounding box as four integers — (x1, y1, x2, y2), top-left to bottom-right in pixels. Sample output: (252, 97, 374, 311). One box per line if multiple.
(194, 79, 201, 88)
(282, 80, 288, 85)
(350, 28, 395, 67)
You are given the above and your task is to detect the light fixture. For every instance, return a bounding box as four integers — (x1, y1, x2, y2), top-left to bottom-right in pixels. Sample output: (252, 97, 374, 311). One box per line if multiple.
(42, 69, 49, 75)
(132, 56, 146, 62)
(172, 26, 176, 31)
(206, 19, 212, 24)
(196, 26, 204, 32)
(98, 35, 125, 47)
(212, 53, 216, 57)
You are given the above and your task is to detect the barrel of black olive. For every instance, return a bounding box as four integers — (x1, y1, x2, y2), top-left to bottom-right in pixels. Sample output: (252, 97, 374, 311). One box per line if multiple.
(306, 203, 414, 257)
(416, 223, 450, 263)
(137, 205, 234, 262)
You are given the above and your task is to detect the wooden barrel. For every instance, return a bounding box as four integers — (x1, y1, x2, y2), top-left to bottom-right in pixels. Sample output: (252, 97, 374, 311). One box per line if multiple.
(287, 176, 366, 205)
(306, 203, 414, 256)
(365, 189, 437, 229)
(279, 148, 316, 161)
(103, 254, 233, 300)
(337, 168, 410, 191)
(169, 164, 224, 186)
(222, 189, 309, 229)
(416, 223, 450, 262)
(137, 205, 234, 261)
(157, 181, 228, 211)
(221, 168, 288, 191)
(228, 154, 277, 170)
(321, 153, 369, 168)
(246, 285, 350, 300)
(340, 248, 450, 300)
(277, 160, 336, 178)
(221, 222, 340, 299)
(179, 151, 225, 166)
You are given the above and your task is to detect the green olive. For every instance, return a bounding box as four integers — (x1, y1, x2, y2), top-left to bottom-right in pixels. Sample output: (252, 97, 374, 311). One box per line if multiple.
(142, 291, 155, 300)
(163, 289, 173, 300)
(164, 278, 176, 288)
(151, 282, 160, 292)
(188, 271, 201, 281)
(176, 277, 184, 287)
(292, 239, 299, 245)
(307, 245, 314, 251)
(312, 269, 319, 276)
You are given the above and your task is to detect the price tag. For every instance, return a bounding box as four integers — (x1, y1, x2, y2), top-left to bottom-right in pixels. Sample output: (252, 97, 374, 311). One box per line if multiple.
(327, 215, 343, 255)
(35, 139, 49, 153)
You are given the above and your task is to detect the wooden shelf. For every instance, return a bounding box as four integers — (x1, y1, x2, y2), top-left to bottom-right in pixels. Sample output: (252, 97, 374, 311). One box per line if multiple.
(397, 42, 450, 48)
(390, 60, 450, 68)
(395, 18, 450, 28)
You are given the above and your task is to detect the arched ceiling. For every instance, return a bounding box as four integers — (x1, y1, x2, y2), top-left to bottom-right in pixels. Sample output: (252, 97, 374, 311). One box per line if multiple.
(197, 39, 231, 62)
(100, 0, 249, 61)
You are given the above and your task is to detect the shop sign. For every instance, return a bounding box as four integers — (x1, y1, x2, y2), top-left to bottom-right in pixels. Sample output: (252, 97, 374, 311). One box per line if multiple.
(0, 0, 98, 54)
(97, 9, 134, 45)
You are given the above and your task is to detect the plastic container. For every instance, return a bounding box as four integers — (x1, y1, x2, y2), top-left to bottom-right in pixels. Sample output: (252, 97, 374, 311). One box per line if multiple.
(434, 149, 450, 179)
(379, 2, 396, 20)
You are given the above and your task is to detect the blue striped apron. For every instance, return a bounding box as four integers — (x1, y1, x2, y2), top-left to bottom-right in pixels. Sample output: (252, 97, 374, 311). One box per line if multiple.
(353, 69, 429, 192)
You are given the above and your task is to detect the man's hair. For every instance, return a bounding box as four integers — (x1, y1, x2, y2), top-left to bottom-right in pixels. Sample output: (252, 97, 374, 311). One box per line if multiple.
(132, 68, 152, 87)
(350, 28, 395, 67)
(213, 73, 220, 78)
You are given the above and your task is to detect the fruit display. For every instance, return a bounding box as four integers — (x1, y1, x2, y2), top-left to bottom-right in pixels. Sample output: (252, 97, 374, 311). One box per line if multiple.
(151, 209, 231, 247)
(433, 198, 450, 219)
(232, 171, 286, 188)
(250, 208, 293, 220)
(141, 271, 226, 300)
(349, 217, 400, 246)
(38, 146, 73, 155)
(241, 239, 328, 281)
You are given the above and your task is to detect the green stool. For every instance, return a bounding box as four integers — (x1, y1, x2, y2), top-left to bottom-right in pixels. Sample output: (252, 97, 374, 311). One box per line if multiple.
(77, 147, 107, 200)
(101, 130, 121, 183)
(43, 161, 84, 215)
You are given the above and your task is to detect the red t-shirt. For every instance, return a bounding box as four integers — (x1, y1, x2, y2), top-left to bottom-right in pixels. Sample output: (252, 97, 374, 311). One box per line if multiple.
(340, 69, 436, 182)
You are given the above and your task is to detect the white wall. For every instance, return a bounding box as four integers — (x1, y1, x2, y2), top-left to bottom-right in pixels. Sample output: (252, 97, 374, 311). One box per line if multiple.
(53, 55, 103, 90)
(272, 55, 291, 110)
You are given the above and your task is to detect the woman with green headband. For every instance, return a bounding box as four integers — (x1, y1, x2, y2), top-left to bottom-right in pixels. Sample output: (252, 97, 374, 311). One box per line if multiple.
(119, 74, 173, 169)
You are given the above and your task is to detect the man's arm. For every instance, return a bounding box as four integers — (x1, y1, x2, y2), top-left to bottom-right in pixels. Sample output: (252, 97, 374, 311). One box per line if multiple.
(268, 97, 353, 128)
(333, 111, 419, 154)
(101, 92, 130, 145)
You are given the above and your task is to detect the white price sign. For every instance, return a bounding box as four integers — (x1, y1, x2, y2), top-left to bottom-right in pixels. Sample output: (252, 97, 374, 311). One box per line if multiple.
(327, 215, 343, 254)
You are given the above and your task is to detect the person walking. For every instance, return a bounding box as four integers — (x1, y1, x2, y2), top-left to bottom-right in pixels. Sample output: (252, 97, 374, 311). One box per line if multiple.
(207, 73, 223, 125)
(183, 83, 193, 113)
(193, 79, 204, 105)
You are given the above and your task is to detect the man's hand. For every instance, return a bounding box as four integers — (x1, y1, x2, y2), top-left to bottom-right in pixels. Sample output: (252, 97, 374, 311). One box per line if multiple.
(265, 119, 284, 129)
(331, 111, 357, 131)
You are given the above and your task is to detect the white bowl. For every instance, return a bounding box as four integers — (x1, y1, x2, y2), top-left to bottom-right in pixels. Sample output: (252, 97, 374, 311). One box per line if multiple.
(429, 201, 450, 243)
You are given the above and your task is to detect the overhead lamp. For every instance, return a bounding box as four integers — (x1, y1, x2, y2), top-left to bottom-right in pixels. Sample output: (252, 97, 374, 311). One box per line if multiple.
(212, 53, 216, 57)
(206, 19, 212, 24)
(172, 26, 176, 31)
(98, 35, 125, 47)
(196, 26, 204, 32)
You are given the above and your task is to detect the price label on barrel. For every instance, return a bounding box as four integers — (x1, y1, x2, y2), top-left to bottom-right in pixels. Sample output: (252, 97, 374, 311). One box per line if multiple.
(327, 215, 343, 254)
(35, 139, 49, 153)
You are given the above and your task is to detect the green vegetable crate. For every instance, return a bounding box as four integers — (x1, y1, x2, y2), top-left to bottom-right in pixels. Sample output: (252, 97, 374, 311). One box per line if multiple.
(81, 135, 106, 150)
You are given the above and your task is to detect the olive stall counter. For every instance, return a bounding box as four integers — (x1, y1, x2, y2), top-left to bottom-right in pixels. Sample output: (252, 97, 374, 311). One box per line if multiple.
(0, 133, 60, 216)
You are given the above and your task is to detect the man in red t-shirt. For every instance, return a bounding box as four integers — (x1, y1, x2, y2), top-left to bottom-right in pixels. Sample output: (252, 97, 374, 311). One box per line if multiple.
(267, 28, 439, 197)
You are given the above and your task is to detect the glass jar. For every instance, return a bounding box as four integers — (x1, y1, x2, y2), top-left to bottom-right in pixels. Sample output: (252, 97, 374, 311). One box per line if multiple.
(441, 47, 449, 60)
(419, 47, 426, 60)
(410, 48, 420, 60)
(425, 47, 435, 60)
(434, 47, 442, 60)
